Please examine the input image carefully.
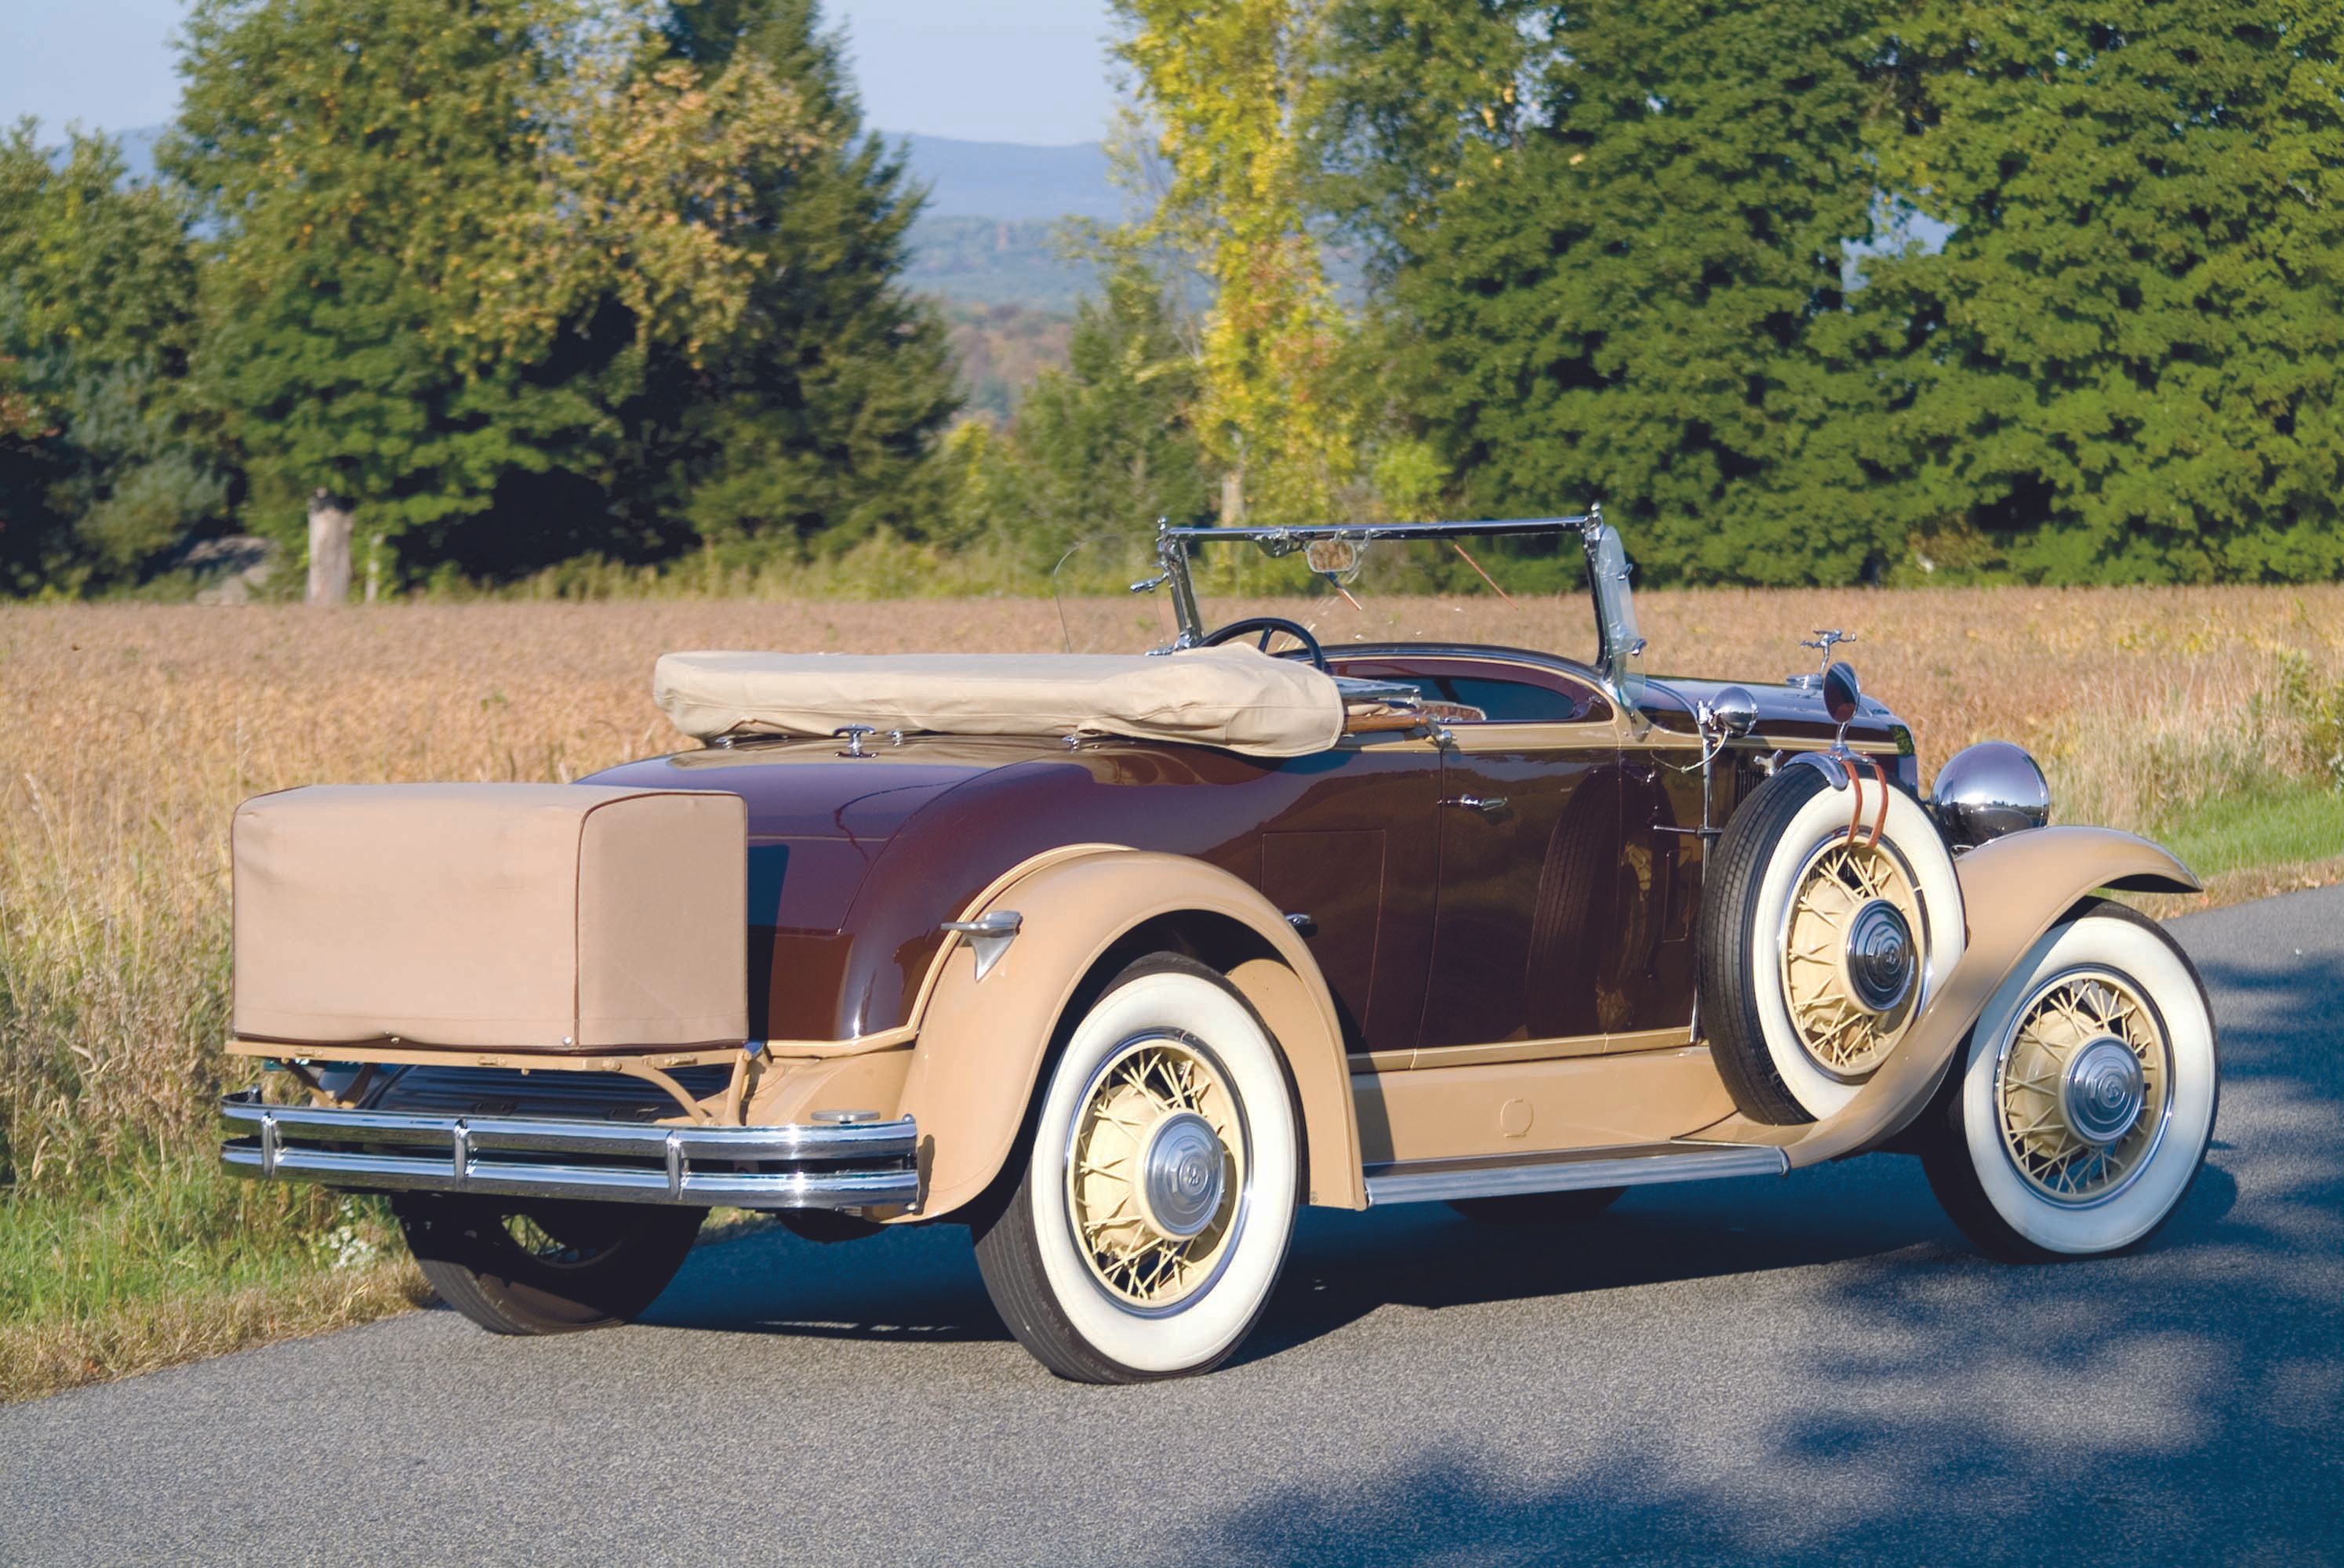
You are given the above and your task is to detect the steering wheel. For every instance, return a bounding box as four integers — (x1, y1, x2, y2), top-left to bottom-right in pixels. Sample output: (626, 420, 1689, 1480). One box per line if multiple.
(1199, 616, 1330, 673)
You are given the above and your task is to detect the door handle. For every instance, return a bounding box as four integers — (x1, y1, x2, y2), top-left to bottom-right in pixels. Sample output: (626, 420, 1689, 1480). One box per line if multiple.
(1440, 794, 1508, 815)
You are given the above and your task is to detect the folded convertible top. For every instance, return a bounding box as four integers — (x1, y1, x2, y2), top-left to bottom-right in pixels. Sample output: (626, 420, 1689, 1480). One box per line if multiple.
(652, 647, 1348, 758)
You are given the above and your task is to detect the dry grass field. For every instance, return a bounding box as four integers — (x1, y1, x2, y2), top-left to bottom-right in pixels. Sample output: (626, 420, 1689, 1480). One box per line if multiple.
(4, 585, 2342, 1401)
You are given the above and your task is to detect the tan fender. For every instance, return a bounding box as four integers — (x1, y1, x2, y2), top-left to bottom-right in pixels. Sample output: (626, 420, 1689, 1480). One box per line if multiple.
(1759, 826, 2200, 1167)
(892, 848, 1365, 1221)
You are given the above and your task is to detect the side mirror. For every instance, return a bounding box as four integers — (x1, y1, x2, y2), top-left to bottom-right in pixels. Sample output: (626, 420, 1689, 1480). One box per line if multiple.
(1709, 685, 1758, 739)
(1821, 662, 1862, 728)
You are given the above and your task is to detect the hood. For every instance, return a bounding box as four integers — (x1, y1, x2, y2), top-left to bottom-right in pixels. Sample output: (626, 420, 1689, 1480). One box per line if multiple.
(1638, 674, 1914, 755)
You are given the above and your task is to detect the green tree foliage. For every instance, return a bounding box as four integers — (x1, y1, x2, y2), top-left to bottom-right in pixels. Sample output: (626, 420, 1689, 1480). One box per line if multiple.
(172, 0, 631, 570)
(1323, 0, 1905, 583)
(1111, 0, 1356, 524)
(1870, 2, 2344, 582)
(1011, 263, 1212, 548)
(169, 0, 861, 582)
(620, 0, 960, 560)
(0, 126, 227, 590)
(932, 263, 1208, 585)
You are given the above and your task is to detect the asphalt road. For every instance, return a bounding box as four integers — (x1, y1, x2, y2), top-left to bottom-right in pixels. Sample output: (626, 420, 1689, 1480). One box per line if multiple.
(5, 888, 2341, 1566)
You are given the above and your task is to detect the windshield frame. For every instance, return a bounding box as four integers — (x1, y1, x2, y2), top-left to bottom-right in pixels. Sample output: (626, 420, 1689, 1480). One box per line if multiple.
(1148, 510, 1648, 711)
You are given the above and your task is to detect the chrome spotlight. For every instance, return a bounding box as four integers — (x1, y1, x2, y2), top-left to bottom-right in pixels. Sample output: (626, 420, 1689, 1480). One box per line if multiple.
(1932, 741, 2050, 848)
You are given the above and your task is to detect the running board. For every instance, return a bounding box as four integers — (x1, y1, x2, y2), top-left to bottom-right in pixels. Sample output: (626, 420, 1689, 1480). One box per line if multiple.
(1361, 1142, 1790, 1207)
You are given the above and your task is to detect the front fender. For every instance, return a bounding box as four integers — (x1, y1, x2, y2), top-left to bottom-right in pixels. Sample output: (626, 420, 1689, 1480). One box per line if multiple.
(892, 848, 1363, 1221)
(1776, 826, 2200, 1167)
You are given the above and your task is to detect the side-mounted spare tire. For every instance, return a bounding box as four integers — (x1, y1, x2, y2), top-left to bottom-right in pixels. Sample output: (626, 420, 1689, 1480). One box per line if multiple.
(1697, 760, 1965, 1123)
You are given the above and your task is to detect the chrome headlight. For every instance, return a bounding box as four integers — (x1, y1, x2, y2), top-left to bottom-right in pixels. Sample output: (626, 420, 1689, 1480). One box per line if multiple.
(1932, 741, 2050, 848)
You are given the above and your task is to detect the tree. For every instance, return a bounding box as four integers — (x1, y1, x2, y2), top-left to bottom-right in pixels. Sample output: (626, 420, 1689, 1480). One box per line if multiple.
(1870, 1, 2344, 582)
(626, 0, 961, 561)
(169, 0, 816, 586)
(1009, 262, 1212, 554)
(1111, 0, 1355, 525)
(0, 125, 227, 590)
(1324, 0, 1906, 584)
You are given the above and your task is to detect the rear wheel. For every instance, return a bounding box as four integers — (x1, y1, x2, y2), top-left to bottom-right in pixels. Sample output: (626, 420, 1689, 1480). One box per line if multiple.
(972, 954, 1301, 1382)
(392, 1195, 704, 1335)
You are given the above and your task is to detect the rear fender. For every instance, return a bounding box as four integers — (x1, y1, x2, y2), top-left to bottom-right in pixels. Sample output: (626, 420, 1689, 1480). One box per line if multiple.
(892, 848, 1364, 1221)
(1778, 826, 2200, 1166)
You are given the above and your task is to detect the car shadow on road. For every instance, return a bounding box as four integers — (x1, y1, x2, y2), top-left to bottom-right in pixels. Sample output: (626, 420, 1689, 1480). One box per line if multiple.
(1183, 942, 2344, 1565)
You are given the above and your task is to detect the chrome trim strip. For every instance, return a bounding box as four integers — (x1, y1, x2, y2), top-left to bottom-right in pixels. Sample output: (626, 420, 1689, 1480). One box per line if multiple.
(219, 1091, 921, 1211)
(1360, 1142, 1790, 1206)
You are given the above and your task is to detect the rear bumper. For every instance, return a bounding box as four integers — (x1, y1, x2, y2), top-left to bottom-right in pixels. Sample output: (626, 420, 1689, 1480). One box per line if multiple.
(220, 1089, 921, 1211)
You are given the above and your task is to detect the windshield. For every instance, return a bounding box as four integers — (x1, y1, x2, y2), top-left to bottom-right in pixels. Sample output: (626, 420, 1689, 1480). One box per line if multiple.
(1050, 519, 1637, 697)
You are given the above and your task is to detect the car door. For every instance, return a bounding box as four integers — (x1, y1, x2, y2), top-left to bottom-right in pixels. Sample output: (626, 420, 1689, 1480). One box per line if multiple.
(1256, 738, 1444, 1058)
(1337, 656, 1624, 1051)
(1608, 732, 1710, 1036)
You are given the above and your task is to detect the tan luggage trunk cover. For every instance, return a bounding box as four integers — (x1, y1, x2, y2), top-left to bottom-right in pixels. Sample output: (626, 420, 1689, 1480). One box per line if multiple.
(233, 784, 747, 1053)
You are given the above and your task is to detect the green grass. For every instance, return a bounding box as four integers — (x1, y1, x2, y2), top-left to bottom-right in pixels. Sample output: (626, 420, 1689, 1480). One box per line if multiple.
(2157, 785, 2344, 883)
(0, 1152, 424, 1403)
(1, 1154, 370, 1323)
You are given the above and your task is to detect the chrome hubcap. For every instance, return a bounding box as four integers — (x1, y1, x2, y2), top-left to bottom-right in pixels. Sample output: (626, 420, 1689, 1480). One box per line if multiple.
(1995, 968, 2171, 1206)
(2061, 1035, 2147, 1146)
(1781, 836, 1926, 1080)
(1064, 1031, 1248, 1312)
(1841, 898, 1917, 1016)
(1136, 1111, 1227, 1240)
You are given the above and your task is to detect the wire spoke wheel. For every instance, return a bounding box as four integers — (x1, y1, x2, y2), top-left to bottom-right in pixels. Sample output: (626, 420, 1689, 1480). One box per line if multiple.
(391, 1195, 703, 1336)
(497, 1207, 625, 1270)
(1994, 967, 2171, 1206)
(1779, 833, 1926, 1080)
(974, 955, 1299, 1381)
(1064, 1031, 1248, 1313)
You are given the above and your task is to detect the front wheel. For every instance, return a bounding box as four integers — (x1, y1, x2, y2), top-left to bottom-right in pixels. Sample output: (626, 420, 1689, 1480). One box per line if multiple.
(972, 954, 1301, 1382)
(1920, 901, 2218, 1261)
(392, 1195, 704, 1334)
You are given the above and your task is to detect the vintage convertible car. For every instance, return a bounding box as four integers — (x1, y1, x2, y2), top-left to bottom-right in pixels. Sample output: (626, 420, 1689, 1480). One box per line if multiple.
(220, 513, 2219, 1381)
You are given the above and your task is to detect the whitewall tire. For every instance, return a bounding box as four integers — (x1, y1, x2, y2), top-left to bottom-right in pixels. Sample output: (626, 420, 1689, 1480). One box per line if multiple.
(1700, 763, 1967, 1123)
(972, 954, 1300, 1381)
(1921, 901, 2218, 1260)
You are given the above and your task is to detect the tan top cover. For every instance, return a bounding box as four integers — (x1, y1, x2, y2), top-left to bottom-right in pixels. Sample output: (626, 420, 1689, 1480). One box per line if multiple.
(233, 784, 747, 1052)
(653, 647, 1347, 758)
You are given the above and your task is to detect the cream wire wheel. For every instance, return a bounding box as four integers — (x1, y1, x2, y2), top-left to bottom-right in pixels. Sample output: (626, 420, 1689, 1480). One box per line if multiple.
(1063, 1031, 1248, 1311)
(1993, 968, 2171, 1205)
(1923, 902, 2218, 1261)
(972, 955, 1300, 1382)
(1778, 834, 1927, 1081)
(1699, 763, 1965, 1123)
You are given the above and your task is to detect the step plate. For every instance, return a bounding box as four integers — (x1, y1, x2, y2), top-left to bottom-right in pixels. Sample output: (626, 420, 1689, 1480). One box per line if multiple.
(1361, 1141, 1790, 1207)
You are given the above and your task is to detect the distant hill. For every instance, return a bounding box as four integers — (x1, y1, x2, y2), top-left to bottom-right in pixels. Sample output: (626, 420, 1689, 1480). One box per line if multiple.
(903, 216, 1095, 312)
(884, 133, 1116, 314)
(886, 132, 1121, 223)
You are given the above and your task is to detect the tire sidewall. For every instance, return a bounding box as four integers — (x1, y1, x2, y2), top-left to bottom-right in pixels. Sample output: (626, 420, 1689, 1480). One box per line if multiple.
(1953, 912, 2218, 1254)
(1022, 965, 1299, 1376)
(1746, 775, 1966, 1117)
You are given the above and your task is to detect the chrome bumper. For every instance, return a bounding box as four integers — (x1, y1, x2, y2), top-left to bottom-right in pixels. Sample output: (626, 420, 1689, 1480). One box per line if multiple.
(220, 1090, 921, 1211)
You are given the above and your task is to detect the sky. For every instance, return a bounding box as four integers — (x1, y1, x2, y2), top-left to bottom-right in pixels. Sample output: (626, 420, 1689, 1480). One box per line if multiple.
(0, 0, 1122, 147)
